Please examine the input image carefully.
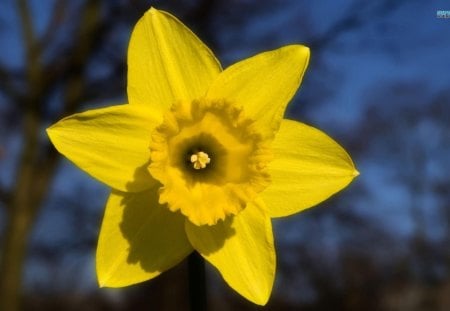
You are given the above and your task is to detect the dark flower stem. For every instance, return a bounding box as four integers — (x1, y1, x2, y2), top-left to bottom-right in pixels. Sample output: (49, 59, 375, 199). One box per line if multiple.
(188, 252, 207, 311)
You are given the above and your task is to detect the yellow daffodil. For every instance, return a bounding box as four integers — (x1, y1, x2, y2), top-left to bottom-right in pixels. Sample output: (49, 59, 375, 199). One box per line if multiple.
(47, 8, 358, 305)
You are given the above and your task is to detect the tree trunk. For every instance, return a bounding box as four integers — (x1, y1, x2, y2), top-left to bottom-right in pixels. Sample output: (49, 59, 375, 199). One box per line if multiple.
(0, 200, 36, 311)
(0, 108, 42, 311)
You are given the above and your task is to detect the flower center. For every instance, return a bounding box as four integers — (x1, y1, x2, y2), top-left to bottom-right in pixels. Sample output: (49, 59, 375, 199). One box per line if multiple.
(190, 151, 211, 170)
(148, 99, 272, 226)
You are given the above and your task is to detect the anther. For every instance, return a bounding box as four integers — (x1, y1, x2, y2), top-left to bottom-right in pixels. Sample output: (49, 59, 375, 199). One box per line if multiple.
(190, 151, 211, 170)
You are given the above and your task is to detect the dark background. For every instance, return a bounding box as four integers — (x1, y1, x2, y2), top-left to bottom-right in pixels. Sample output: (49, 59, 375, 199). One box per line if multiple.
(1, 0, 449, 310)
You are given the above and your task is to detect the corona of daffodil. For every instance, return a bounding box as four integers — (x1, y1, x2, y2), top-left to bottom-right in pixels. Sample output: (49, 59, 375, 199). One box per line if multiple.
(47, 8, 358, 305)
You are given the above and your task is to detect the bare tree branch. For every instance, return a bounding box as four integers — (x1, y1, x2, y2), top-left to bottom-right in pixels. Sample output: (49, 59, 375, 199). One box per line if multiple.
(0, 184, 11, 207)
(38, 0, 67, 51)
(0, 66, 23, 102)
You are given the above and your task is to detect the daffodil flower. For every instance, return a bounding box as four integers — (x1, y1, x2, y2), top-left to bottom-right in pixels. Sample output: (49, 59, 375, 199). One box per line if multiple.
(47, 8, 358, 305)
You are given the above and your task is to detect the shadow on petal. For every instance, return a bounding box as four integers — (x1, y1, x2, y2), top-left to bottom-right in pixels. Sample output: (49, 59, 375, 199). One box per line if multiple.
(125, 159, 158, 192)
(185, 215, 237, 256)
(118, 165, 192, 275)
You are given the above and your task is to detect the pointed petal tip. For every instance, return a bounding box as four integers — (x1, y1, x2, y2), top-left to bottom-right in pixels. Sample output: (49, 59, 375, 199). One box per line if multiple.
(143, 7, 163, 21)
(148, 6, 161, 16)
(353, 169, 360, 177)
(146, 7, 174, 20)
(46, 125, 58, 139)
(251, 290, 271, 306)
(297, 44, 310, 53)
(45, 125, 58, 145)
(97, 273, 107, 288)
(285, 44, 310, 57)
(96, 266, 106, 288)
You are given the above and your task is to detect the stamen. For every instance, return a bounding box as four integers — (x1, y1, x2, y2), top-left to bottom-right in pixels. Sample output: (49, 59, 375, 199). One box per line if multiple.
(190, 151, 211, 170)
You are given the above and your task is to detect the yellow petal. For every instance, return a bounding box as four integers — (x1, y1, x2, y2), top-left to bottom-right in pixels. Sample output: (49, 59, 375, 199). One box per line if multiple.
(47, 104, 157, 192)
(206, 45, 309, 136)
(261, 119, 359, 217)
(97, 188, 193, 287)
(127, 8, 222, 112)
(185, 200, 275, 305)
